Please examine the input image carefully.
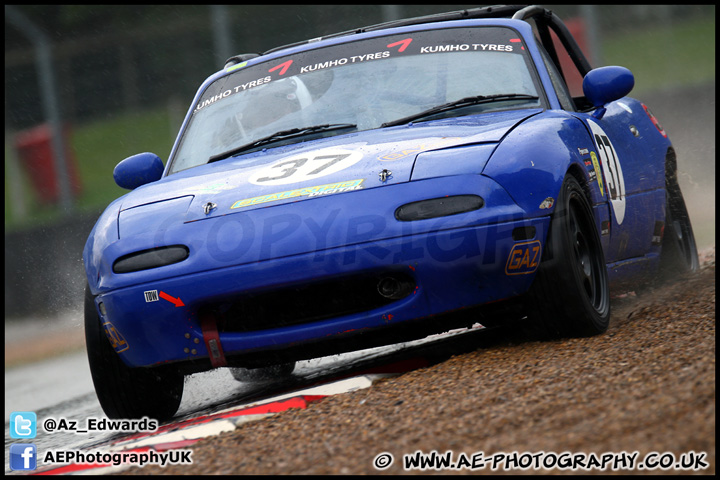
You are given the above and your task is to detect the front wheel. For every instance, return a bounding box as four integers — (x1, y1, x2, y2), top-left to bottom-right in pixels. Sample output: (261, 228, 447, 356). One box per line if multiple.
(84, 285, 184, 421)
(523, 175, 610, 339)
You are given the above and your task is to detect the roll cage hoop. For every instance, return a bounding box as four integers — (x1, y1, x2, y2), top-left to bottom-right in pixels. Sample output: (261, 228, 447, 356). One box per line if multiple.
(226, 5, 592, 88)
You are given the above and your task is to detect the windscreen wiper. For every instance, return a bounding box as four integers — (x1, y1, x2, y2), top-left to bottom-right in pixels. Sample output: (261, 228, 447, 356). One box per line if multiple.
(380, 94, 540, 128)
(208, 123, 357, 163)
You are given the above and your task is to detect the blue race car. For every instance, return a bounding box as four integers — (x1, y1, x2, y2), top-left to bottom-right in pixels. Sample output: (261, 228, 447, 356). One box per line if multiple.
(84, 5, 698, 420)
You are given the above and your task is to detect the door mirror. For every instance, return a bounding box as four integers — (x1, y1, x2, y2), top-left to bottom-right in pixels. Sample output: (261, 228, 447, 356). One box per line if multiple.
(113, 152, 164, 190)
(583, 66, 634, 118)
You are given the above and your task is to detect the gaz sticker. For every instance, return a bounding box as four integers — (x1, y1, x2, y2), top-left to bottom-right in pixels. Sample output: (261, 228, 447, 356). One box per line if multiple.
(505, 240, 542, 275)
(248, 148, 363, 186)
(588, 120, 625, 224)
(103, 322, 129, 353)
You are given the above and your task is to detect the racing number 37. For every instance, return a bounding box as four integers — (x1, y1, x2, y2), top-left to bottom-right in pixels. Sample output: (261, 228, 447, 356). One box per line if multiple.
(595, 133, 622, 201)
(248, 149, 364, 186)
(588, 120, 626, 225)
(256, 154, 350, 183)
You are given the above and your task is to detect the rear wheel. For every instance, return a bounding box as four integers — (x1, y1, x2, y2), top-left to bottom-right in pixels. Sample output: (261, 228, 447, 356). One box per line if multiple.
(658, 173, 699, 278)
(84, 285, 184, 421)
(523, 175, 610, 339)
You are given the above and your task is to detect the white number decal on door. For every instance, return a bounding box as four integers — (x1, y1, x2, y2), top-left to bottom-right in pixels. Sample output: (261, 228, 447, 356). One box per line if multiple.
(588, 120, 626, 225)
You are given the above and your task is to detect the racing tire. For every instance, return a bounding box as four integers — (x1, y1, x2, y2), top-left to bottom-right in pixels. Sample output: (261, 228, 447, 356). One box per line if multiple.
(658, 176, 699, 279)
(523, 174, 610, 339)
(84, 285, 184, 421)
(230, 362, 296, 382)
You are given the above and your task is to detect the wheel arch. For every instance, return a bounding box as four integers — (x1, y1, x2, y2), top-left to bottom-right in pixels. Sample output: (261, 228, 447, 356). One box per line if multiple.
(482, 111, 604, 218)
(566, 161, 592, 203)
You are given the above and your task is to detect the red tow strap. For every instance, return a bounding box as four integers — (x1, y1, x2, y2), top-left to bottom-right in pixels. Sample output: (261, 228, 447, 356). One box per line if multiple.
(200, 311, 227, 368)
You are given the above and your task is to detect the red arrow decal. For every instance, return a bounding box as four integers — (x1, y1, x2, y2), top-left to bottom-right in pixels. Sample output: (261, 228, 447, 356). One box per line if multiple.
(387, 38, 412, 52)
(269, 60, 293, 76)
(159, 291, 185, 307)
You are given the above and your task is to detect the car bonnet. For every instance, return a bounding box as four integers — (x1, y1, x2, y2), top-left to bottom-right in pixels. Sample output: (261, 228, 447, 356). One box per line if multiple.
(117, 108, 540, 222)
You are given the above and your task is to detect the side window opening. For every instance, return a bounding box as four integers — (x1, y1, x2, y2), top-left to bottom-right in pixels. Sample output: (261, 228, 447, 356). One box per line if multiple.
(524, 14, 595, 112)
(537, 42, 576, 111)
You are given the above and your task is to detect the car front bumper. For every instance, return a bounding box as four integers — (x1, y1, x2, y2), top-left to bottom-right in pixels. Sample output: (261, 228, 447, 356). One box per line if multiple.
(88, 174, 551, 368)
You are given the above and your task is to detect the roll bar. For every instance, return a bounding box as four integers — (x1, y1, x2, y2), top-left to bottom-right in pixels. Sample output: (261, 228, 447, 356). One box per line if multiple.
(228, 5, 592, 79)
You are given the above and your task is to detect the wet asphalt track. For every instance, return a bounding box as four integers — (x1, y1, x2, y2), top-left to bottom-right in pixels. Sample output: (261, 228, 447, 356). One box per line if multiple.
(4, 322, 492, 475)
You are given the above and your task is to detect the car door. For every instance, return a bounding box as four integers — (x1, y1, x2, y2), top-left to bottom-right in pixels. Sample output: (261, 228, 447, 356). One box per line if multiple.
(578, 106, 664, 262)
(534, 36, 664, 264)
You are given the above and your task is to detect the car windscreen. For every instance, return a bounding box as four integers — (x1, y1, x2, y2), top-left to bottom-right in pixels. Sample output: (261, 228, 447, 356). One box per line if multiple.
(169, 25, 542, 174)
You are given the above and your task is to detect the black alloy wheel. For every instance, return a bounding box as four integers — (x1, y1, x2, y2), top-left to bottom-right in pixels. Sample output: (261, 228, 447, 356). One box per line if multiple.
(84, 285, 184, 421)
(523, 174, 610, 339)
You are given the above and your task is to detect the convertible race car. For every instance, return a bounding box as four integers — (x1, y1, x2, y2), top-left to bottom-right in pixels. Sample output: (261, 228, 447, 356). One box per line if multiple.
(84, 5, 698, 420)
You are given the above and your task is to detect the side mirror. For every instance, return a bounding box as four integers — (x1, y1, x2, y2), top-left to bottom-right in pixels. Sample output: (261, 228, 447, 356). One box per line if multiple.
(582, 66, 634, 119)
(113, 152, 164, 190)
